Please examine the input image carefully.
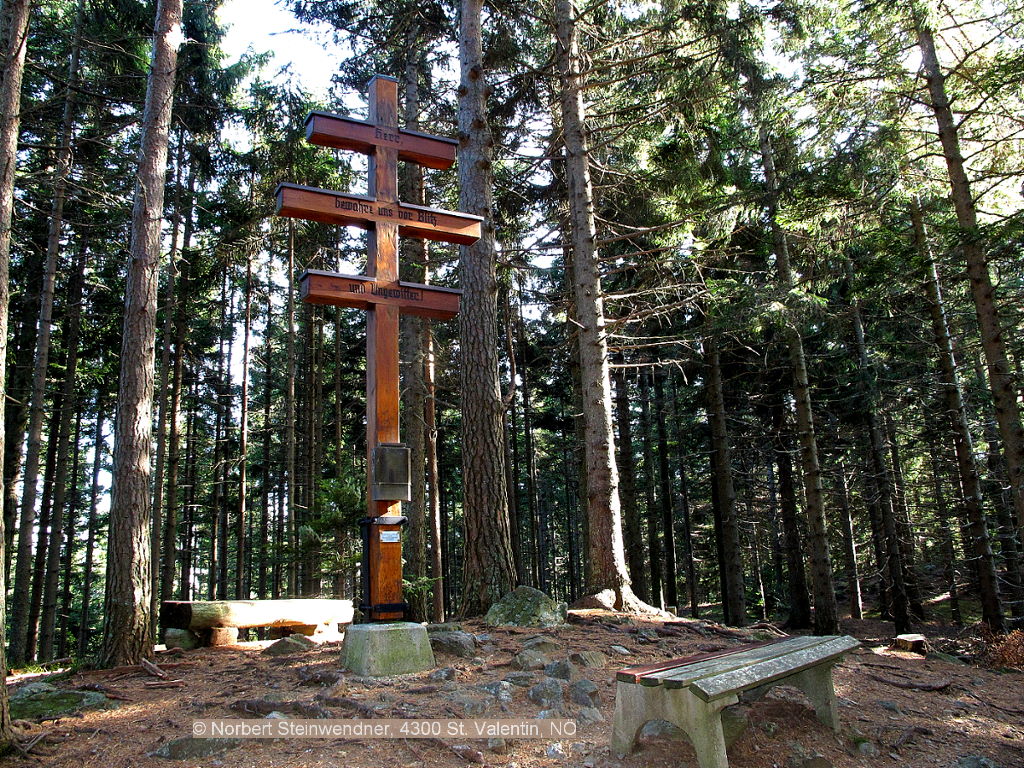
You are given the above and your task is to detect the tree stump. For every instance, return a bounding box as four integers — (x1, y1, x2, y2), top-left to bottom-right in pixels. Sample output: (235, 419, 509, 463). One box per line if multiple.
(893, 634, 928, 654)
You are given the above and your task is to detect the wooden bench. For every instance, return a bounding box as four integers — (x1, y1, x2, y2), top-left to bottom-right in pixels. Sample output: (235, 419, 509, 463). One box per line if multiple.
(161, 599, 354, 646)
(611, 635, 860, 768)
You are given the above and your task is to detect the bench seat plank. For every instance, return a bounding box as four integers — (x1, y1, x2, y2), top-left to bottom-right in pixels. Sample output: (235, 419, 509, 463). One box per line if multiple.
(686, 635, 860, 699)
(616, 642, 774, 684)
(642, 636, 824, 688)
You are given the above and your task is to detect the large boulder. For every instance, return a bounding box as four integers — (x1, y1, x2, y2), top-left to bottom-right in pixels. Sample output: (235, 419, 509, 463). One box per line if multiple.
(429, 631, 477, 658)
(485, 586, 567, 628)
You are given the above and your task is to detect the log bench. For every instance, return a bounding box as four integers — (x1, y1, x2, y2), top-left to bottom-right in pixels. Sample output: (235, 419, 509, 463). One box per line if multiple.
(161, 599, 354, 647)
(611, 635, 860, 768)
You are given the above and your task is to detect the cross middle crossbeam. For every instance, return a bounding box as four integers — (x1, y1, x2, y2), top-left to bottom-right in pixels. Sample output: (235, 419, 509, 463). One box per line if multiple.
(276, 182, 482, 245)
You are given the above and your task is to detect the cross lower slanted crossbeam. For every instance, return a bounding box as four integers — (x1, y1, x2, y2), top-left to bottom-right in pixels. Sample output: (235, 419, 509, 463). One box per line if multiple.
(275, 75, 478, 624)
(300, 269, 461, 321)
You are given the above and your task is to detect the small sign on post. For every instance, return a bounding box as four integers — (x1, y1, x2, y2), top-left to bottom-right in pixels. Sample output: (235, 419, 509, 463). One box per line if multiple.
(276, 75, 480, 622)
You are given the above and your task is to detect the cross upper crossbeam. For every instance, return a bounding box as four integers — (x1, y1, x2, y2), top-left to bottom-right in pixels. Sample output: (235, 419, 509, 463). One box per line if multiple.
(305, 111, 457, 170)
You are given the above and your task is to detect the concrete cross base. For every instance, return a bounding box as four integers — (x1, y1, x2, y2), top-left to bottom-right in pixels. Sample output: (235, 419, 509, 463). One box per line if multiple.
(341, 622, 435, 676)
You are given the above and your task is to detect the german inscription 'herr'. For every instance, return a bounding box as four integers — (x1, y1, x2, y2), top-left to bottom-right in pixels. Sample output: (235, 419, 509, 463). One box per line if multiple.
(275, 75, 480, 623)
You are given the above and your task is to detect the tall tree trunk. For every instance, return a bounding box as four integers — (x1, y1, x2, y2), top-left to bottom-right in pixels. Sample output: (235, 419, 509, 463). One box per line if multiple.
(758, 124, 838, 634)
(456, 0, 516, 614)
(101, 0, 183, 667)
(39, 239, 87, 660)
(180, 382, 197, 600)
(846, 264, 912, 632)
(885, 414, 926, 620)
(914, 200, 1002, 628)
(151, 137, 185, 629)
(771, 399, 812, 629)
(930, 448, 962, 625)
(285, 220, 298, 596)
(668, 374, 699, 617)
(78, 396, 104, 657)
(653, 368, 678, 609)
(638, 371, 662, 606)
(613, 360, 648, 602)
(916, 19, 1024, 536)
(27, 401, 60, 661)
(835, 461, 862, 620)
(236, 254, 252, 599)
(58, 406, 83, 658)
(400, 45, 430, 619)
(554, 0, 641, 609)
(424, 325, 444, 621)
(0, 27, 33, 698)
(705, 334, 746, 626)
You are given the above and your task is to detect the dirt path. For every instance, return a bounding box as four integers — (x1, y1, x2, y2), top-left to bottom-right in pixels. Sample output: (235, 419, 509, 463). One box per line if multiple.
(5, 614, 1022, 768)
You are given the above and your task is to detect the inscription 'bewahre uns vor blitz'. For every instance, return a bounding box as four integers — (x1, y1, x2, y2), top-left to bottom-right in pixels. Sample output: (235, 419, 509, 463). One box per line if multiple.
(333, 197, 439, 227)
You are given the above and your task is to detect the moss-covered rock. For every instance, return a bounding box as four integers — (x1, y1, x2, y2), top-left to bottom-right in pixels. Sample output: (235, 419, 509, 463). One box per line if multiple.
(149, 737, 242, 760)
(484, 586, 567, 628)
(9, 682, 118, 721)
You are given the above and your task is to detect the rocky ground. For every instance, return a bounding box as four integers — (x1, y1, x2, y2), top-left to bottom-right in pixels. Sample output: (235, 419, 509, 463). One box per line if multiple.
(4, 601, 1023, 768)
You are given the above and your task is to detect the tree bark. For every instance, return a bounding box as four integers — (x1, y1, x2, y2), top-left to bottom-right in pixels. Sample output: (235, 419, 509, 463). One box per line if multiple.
(0, 2, 29, 736)
(917, 20, 1024, 536)
(554, 0, 645, 608)
(101, 0, 183, 667)
(456, 0, 516, 614)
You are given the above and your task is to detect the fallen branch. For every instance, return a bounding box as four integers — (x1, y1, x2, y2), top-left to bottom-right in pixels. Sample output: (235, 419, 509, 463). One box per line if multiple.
(140, 658, 167, 679)
(748, 622, 789, 638)
(81, 661, 193, 677)
(14, 729, 49, 756)
(866, 673, 951, 691)
(77, 683, 132, 701)
(143, 680, 186, 689)
(964, 691, 1024, 715)
(317, 696, 377, 717)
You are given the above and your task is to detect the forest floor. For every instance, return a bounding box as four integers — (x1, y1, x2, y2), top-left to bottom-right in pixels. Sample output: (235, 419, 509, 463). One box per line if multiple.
(4, 610, 1023, 768)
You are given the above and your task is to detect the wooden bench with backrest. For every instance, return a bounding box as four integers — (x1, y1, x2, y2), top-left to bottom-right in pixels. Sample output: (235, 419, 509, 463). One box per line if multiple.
(161, 599, 354, 646)
(612, 635, 860, 768)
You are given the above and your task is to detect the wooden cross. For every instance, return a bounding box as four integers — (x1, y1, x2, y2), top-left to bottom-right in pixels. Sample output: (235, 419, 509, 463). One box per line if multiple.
(275, 75, 481, 622)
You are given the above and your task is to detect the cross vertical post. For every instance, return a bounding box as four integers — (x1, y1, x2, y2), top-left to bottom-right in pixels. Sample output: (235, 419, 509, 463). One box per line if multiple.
(364, 76, 404, 622)
(274, 74, 480, 626)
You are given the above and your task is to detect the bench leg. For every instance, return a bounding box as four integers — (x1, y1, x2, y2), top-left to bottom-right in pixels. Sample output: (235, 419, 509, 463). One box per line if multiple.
(789, 664, 839, 732)
(611, 683, 650, 757)
(686, 708, 730, 768)
(663, 689, 736, 768)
